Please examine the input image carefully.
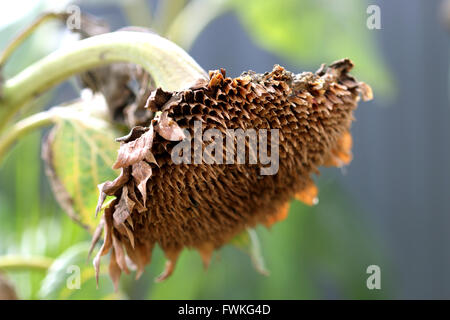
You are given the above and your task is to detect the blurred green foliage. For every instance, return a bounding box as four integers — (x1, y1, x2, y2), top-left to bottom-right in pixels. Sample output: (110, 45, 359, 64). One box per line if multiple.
(0, 0, 391, 300)
(232, 0, 393, 96)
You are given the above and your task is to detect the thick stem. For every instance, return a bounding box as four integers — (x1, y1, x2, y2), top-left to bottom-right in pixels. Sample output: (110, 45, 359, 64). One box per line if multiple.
(0, 31, 208, 130)
(0, 255, 54, 272)
(0, 111, 54, 162)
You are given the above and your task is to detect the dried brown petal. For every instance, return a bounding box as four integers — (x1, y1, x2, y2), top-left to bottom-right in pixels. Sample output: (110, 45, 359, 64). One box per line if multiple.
(155, 112, 186, 141)
(112, 125, 154, 169)
(196, 242, 215, 269)
(155, 248, 181, 283)
(113, 186, 134, 226)
(145, 88, 173, 112)
(131, 161, 152, 205)
(88, 218, 105, 260)
(109, 249, 122, 292)
(94, 203, 115, 286)
(95, 167, 130, 217)
(112, 234, 130, 274)
(359, 82, 374, 101)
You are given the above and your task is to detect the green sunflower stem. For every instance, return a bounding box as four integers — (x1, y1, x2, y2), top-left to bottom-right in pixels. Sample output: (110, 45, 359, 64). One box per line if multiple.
(0, 31, 208, 131)
(0, 255, 54, 272)
(0, 111, 55, 163)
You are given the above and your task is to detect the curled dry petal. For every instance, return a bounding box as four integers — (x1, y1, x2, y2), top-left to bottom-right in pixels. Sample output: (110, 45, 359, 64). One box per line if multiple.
(109, 249, 122, 292)
(195, 242, 215, 269)
(122, 223, 135, 249)
(112, 233, 130, 274)
(359, 82, 374, 101)
(112, 125, 154, 169)
(154, 111, 186, 141)
(95, 167, 130, 217)
(113, 186, 134, 226)
(94, 185, 108, 219)
(131, 161, 152, 206)
(116, 126, 150, 143)
(93, 201, 115, 286)
(145, 88, 173, 112)
(155, 248, 181, 283)
(88, 218, 105, 260)
(126, 181, 147, 213)
(120, 241, 154, 280)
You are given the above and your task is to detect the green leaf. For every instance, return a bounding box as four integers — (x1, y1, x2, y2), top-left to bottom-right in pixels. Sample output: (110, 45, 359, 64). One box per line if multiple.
(232, 0, 393, 96)
(42, 95, 124, 231)
(230, 229, 269, 276)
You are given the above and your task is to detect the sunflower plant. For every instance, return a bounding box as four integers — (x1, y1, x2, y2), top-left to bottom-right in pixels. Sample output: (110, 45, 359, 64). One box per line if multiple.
(0, 0, 387, 299)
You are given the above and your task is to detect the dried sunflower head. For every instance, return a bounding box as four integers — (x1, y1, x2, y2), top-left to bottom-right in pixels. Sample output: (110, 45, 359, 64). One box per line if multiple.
(92, 58, 372, 288)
